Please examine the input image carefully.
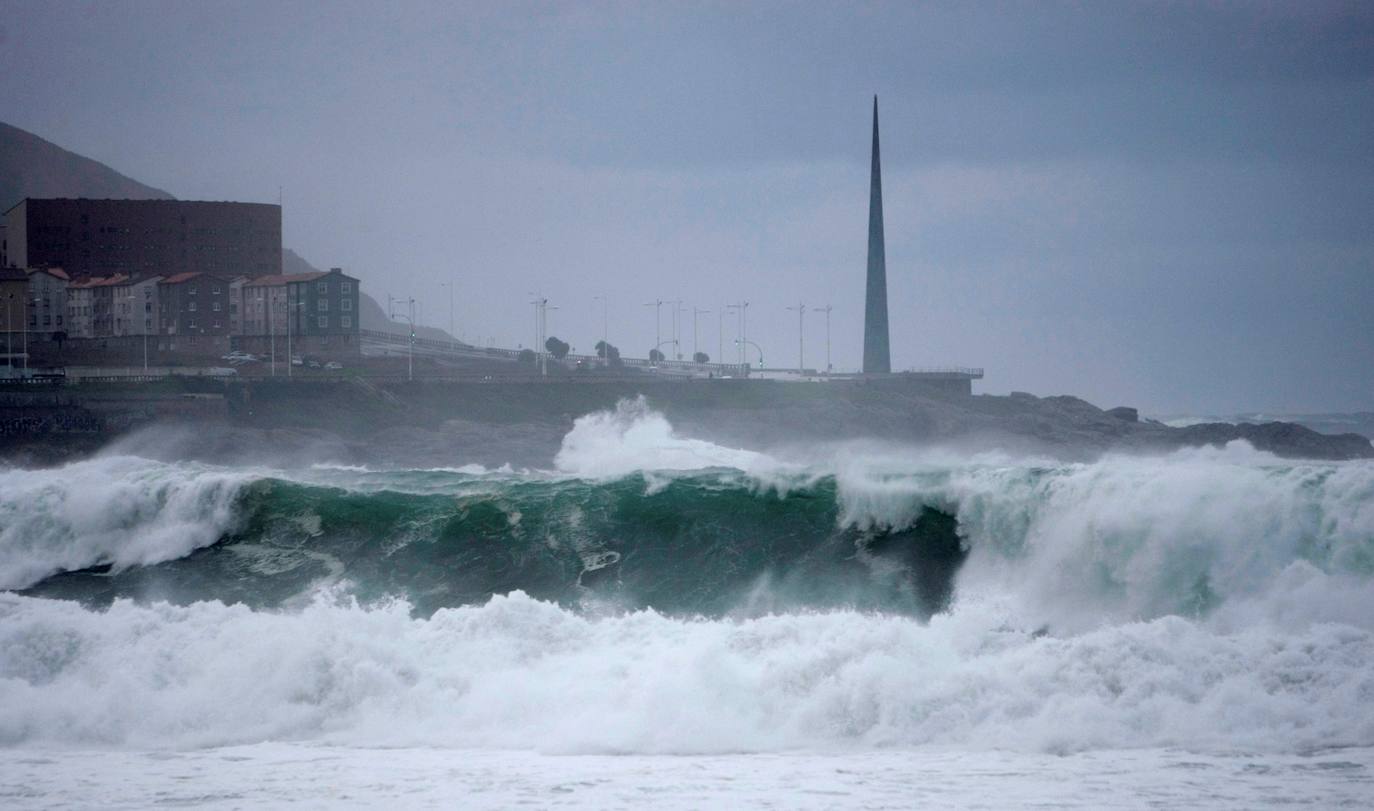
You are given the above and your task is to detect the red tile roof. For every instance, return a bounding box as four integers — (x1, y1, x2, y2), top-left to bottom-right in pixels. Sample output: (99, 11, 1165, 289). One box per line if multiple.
(160, 272, 203, 285)
(27, 267, 71, 281)
(68, 274, 130, 289)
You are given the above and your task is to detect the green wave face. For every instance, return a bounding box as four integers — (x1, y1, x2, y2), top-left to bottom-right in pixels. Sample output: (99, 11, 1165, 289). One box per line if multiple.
(21, 471, 967, 618)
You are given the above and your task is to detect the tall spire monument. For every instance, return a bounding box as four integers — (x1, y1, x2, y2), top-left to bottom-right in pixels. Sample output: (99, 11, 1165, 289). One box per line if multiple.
(863, 95, 891, 374)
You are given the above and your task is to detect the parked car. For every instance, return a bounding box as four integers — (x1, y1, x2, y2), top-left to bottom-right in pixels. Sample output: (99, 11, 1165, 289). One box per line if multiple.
(324, 361, 343, 371)
(290, 355, 304, 367)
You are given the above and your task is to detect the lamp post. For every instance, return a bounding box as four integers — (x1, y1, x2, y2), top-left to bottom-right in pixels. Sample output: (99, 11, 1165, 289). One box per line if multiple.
(816, 304, 833, 373)
(785, 302, 806, 374)
(734, 338, 763, 369)
(643, 299, 665, 363)
(22, 292, 31, 373)
(726, 301, 749, 367)
(529, 295, 554, 377)
(692, 306, 710, 361)
(671, 299, 684, 360)
(5, 294, 12, 373)
(268, 289, 276, 377)
(390, 296, 416, 381)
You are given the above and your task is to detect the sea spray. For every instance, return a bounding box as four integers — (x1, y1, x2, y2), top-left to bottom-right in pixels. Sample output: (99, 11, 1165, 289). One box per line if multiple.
(0, 456, 255, 591)
(2, 589, 1371, 753)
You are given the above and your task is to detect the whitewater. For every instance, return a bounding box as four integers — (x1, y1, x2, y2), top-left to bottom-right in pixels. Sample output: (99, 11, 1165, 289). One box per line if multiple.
(2, 398, 1373, 808)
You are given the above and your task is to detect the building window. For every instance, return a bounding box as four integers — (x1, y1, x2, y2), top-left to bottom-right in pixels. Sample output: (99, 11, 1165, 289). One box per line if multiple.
(317, 299, 327, 311)
(189, 302, 197, 312)
(212, 286, 221, 294)
(341, 315, 352, 328)
(317, 315, 328, 328)
(340, 282, 351, 294)
(341, 298, 352, 311)
(317, 281, 328, 294)
(212, 301, 221, 312)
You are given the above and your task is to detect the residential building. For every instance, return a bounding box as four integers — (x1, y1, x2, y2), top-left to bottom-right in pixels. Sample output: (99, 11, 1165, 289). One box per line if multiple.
(26, 267, 69, 337)
(3, 198, 281, 278)
(112, 275, 161, 336)
(66, 277, 97, 338)
(0, 267, 30, 335)
(241, 267, 360, 339)
(159, 272, 234, 337)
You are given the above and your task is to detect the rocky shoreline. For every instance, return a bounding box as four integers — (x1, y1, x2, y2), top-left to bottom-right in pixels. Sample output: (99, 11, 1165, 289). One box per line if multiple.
(1, 378, 1369, 468)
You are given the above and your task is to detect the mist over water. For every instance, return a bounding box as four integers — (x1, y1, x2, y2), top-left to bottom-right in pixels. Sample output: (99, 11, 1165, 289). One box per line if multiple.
(2, 399, 1373, 809)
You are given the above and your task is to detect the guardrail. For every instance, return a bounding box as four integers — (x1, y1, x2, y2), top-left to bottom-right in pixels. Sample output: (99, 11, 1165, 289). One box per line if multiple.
(359, 328, 750, 377)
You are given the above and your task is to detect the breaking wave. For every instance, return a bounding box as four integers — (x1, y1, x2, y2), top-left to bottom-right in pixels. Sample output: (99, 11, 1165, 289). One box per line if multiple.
(2, 399, 1373, 753)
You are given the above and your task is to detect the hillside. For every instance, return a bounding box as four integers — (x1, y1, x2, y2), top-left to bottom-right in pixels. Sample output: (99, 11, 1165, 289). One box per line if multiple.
(0, 121, 172, 211)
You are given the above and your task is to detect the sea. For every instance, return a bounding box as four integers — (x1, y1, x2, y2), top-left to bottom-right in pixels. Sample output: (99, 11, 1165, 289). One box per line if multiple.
(2, 399, 1372, 808)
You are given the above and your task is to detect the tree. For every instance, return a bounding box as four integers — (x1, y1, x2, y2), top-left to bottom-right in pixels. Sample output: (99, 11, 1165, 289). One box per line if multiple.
(649, 348, 665, 363)
(596, 340, 623, 367)
(693, 351, 709, 364)
(517, 348, 536, 364)
(544, 336, 570, 360)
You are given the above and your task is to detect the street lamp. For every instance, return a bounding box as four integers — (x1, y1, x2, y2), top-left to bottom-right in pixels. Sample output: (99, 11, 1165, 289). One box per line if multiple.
(785, 302, 806, 374)
(643, 299, 664, 361)
(5, 294, 12, 373)
(692, 306, 710, 361)
(816, 304, 833, 373)
(734, 338, 764, 369)
(726, 301, 749, 367)
(389, 295, 416, 381)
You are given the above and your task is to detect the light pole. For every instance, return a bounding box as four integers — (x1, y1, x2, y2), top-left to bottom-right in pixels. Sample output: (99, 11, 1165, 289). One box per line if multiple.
(530, 295, 555, 376)
(5, 294, 12, 373)
(817, 304, 833, 373)
(390, 296, 416, 381)
(692, 307, 710, 361)
(726, 301, 749, 367)
(643, 299, 664, 362)
(718, 306, 724, 368)
(287, 287, 296, 379)
(786, 302, 806, 374)
(734, 338, 763, 369)
(671, 299, 684, 360)
(22, 292, 31, 373)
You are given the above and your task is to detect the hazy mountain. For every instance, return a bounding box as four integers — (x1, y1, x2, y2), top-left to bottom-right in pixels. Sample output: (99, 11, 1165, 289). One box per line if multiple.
(1, 121, 453, 341)
(0, 121, 172, 211)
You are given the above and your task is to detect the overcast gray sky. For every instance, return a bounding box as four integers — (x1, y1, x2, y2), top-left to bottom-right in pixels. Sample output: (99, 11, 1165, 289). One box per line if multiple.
(1, 1, 1370, 413)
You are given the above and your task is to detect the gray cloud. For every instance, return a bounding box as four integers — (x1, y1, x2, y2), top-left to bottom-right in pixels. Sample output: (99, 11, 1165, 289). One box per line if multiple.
(1, 1, 1370, 412)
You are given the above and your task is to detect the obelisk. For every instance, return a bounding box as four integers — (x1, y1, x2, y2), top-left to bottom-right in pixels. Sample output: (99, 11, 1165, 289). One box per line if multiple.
(863, 95, 891, 374)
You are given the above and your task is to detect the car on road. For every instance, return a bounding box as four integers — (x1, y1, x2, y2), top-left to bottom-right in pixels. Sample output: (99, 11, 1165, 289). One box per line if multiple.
(324, 361, 343, 371)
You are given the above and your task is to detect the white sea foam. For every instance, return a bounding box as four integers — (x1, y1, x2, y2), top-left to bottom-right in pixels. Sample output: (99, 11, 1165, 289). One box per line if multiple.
(0, 456, 254, 591)
(828, 442, 1374, 631)
(1, 589, 1371, 754)
(554, 396, 767, 477)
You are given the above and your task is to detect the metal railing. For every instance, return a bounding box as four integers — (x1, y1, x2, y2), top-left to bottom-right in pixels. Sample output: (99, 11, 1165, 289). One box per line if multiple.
(358, 328, 749, 377)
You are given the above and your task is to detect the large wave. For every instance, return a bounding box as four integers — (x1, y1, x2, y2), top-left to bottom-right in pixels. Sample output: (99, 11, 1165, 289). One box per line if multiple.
(3, 400, 1374, 754)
